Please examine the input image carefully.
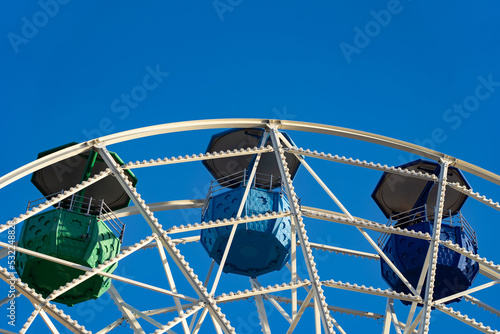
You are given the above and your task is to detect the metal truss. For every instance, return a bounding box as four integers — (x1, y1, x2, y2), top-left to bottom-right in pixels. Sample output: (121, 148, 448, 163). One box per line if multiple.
(0, 119, 498, 333)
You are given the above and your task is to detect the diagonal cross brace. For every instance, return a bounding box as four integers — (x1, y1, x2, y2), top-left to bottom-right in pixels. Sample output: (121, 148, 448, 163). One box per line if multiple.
(97, 145, 235, 334)
(268, 126, 337, 334)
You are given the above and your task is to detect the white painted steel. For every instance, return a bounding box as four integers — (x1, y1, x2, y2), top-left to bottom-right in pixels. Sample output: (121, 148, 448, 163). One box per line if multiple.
(155, 236, 191, 333)
(1, 119, 499, 333)
(209, 131, 269, 297)
(418, 161, 450, 334)
(108, 285, 146, 334)
(97, 145, 235, 334)
(404, 248, 431, 334)
(269, 126, 336, 334)
(3, 119, 500, 190)
(251, 279, 294, 324)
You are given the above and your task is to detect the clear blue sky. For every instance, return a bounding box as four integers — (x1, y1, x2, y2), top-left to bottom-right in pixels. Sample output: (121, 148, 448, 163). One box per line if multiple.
(1, 1, 500, 333)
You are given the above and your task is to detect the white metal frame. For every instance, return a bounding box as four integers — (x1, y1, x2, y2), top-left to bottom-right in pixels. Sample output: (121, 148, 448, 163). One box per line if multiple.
(0, 119, 498, 333)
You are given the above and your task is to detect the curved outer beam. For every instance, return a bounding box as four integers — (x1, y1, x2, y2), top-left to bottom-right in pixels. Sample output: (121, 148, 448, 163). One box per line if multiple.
(1, 119, 499, 190)
(279, 120, 500, 186)
(0, 142, 91, 191)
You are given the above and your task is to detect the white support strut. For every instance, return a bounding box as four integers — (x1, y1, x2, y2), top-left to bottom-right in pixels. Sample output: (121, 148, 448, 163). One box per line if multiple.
(96, 145, 235, 334)
(418, 160, 450, 333)
(0, 119, 498, 334)
(268, 125, 337, 334)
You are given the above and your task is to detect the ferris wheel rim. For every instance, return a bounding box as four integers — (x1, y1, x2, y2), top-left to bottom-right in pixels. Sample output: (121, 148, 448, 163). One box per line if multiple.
(1, 119, 499, 333)
(1, 118, 499, 191)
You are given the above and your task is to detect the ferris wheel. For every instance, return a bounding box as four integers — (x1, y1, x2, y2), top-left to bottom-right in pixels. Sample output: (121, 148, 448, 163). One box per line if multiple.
(0, 119, 498, 334)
